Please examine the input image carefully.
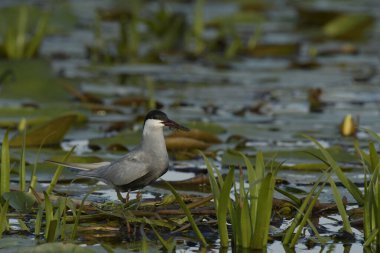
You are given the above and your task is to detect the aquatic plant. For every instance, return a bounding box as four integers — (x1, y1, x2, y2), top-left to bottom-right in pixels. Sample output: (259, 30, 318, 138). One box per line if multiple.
(203, 151, 278, 249)
(0, 5, 48, 59)
(356, 129, 380, 249)
(0, 130, 10, 198)
(282, 173, 328, 247)
(165, 181, 207, 247)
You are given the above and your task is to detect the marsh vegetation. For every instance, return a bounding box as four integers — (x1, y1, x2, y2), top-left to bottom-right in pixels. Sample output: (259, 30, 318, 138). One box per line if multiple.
(0, 0, 379, 252)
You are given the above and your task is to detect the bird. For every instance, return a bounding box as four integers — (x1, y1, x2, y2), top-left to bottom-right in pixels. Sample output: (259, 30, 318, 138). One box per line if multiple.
(46, 110, 189, 202)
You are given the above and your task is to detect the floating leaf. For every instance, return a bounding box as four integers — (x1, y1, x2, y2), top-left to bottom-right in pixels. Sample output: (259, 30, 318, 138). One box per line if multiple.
(165, 137, 210, 151)
(14, 242, 97, 253)
(2, 191, 35, 213)
(323, 14, 374, 40)
(247, 43, 300, 58)
(10, 114, 78, 147)
(167, 129, 221, 144)
(0, 60, 70, 101)
(185, 121, 225, 134)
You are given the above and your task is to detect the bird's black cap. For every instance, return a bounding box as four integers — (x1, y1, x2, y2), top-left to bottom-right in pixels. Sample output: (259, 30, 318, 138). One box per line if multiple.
(144, 110, 168, 123)
(143, 110, 190, 131)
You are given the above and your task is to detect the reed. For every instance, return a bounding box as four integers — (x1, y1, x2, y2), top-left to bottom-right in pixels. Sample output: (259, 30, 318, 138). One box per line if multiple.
(0, 130, 10, 198)
(203, 151, 278, 249)
(1, 5, 48, 59)
(356, 129, 380, 249)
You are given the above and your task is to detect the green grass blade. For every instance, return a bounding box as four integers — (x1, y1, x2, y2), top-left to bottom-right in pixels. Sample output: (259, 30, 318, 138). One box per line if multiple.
(46, 218, 57, 242)
(305, 135, 364, 204)
(71, 190, 92, 240)
(1, 130, 10, 197)
(193, 0, 205, 54)
(34, 204, 43, 237)
(141, 234, 148, 253)
(0, 200, 9, 238)
(43, 191, 53, 240)
(366, 128, 380, 144)
(368, 142, 378, 173)
(252, 171, 277, 249)
(165, 181, 207, 246)
(148, 219, 174, 252)
(283, 172, 326, 245)
(46, 146, 75, 194)
(328, 178, 352, 234)
(17, 218, 29, 232)
(275, 187, 301, 206)
(19, 128, 26, 191)
(201, 153, 220, 206)
(30, 136, 50, 190)
(241, 152, 258, 232)
(240, 192, 252, 248)
(363, 228, 378, 247)
(25, 13, 48, 58)
(289, 180, 328, 248)
(217, 167, 234, 248)
(306, 218, 326, 245)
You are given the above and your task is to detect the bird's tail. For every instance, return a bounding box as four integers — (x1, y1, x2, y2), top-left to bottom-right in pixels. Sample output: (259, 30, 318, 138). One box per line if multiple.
(45, 160, 111, 171)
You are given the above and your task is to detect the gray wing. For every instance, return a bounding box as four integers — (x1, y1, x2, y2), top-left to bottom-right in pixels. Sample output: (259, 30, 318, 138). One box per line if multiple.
(79, 150, 150, 187)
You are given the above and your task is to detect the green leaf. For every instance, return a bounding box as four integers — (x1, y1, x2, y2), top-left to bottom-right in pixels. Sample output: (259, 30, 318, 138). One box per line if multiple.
(363, 228, 379, 247)
(328, 178, 352, 234)
(1, 130, 10, 197)
(2, 191, 35, 213)
(10, 114, 78, 147)
(148, 219, 175, 252)
(283, 172, 326, 245)
(14, 242, 97, 253)
(323, 13, 374, 39)
(165, 181, 207, 246)
(0, 200, 9, 238)
(19, 128, 27, 191)
(252, 171, 277, 249)
(289, 180, 328, 248)
(46, 146, 75, 195)
(304, 135, 364, 205)
(43, 191, 54, 241)
(217, 167, 235, 248)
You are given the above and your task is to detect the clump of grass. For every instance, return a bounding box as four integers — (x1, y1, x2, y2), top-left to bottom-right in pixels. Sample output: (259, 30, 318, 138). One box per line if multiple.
(356, 129, 380, 249)
(0, 5, 49, 59)
(203, 151, 278, 250)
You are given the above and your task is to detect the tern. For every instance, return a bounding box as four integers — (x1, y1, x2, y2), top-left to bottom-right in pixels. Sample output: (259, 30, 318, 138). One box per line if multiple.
(46, 110, 189, 201)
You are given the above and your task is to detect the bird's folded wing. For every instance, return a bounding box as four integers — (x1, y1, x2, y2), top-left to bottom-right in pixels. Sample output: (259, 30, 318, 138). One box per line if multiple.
(45, 160, 111, 170)
(100, 159, 150, 187)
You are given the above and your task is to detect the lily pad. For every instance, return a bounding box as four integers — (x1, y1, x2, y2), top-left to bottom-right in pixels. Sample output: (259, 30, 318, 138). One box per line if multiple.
(2, 191, 35, 212)
(323, 13, 374, 40)
(246, 43, 300, 58)
(167, 129, 221, 144)
(0, 60, 70, 102)
(186, 121, 226, 134)
(221, 146, 358, 167)
(165, 137, 210, 151)
(10, 114, 78, 147)
(14, 243, 96, 253)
